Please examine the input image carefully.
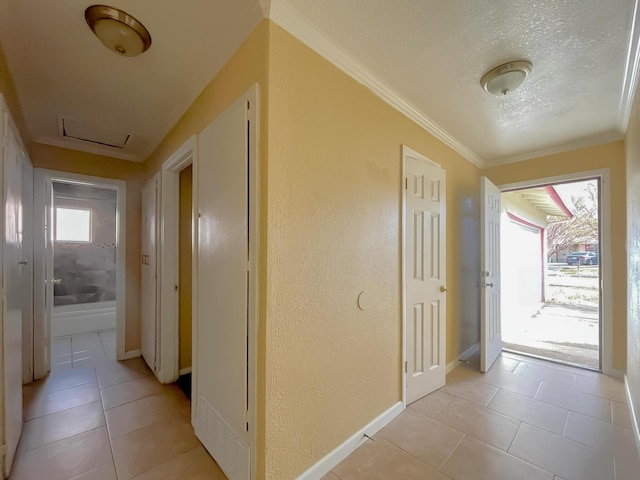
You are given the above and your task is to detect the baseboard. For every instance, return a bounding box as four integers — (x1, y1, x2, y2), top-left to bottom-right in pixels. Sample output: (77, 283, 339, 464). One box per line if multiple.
(625, 374, 640, 458)
(179, 367, 192, 376)
(609, 368, 625, 379)
(118, 349, 141, 361)
(296, 401, 404, 480)
(446, 342, 480, 374)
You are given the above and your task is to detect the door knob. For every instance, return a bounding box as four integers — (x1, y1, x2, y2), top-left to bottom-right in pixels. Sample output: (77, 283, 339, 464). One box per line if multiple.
(52, 278, 62, 285)
(440, 286, 448, 292)
(18, 260, 27, 265)
(486, 282, 494, 288)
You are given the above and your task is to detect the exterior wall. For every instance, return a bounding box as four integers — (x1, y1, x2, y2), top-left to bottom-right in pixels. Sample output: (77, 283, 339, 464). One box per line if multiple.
(483, 141, 627, 371)
(625, 84, 640, 444)
(30, 143, 144, 353)
(265, 23, 481, 479)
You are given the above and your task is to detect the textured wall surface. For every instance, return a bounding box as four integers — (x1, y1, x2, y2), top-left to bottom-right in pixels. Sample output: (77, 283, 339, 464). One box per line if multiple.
(625, 86, 640, 440)
(483, 141, 627, 371)
(265, 23, 481, 480)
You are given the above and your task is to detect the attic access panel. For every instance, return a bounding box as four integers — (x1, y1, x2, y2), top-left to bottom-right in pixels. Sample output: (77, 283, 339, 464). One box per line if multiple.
(60, 117, 130, 148)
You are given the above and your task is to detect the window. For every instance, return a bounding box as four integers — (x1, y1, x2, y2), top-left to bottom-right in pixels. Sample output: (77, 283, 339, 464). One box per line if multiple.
(55, 207, 92, 242)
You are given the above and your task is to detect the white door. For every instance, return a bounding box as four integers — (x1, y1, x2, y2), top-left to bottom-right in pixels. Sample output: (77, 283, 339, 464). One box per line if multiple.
(195, 95, 251, 480)
(2, 117, 23, 476)
(480, 176, 502, 372)
(404, 147, 446, 404)
(141, 175, 160, 373)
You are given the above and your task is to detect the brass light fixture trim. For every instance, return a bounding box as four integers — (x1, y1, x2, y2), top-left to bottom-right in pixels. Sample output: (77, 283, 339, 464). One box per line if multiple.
(85, 5, 152, 57)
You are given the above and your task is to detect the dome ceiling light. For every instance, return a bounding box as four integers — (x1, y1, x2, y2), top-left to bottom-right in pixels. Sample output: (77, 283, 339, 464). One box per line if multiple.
(85, 5, 152, 57)
(480, 60, 532, 96)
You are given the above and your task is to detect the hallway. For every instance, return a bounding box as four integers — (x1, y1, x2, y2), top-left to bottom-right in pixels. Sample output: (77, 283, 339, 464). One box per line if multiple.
(12, 357, 226, 479)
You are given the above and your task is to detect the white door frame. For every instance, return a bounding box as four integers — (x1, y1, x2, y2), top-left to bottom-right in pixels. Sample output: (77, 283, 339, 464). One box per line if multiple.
(157, 135, 197, 385)
(401, 145, 446, 406)
(499, 168, 614, 376)
(33, 169, 127, 378)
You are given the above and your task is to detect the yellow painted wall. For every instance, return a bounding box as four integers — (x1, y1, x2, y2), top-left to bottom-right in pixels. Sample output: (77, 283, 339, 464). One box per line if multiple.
(178, 165, 192, 371)
(624, 87, 640, 435)
(0, 41, 31, 153)
(483, 141, 627, 371)
(143, 19, 270, 479)
(265, 23, 481, 479)
(30, 143, 145, 353)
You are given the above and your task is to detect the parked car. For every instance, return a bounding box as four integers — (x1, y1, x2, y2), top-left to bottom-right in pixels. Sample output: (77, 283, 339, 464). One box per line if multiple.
(566, 251, 599, 265)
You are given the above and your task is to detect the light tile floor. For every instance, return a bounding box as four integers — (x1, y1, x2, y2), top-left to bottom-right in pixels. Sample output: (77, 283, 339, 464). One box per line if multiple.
(52, 330, 118, 370)
(325, 351, 640, 480)
(12, 356, 227, 479)
(13, 350, 640, 479)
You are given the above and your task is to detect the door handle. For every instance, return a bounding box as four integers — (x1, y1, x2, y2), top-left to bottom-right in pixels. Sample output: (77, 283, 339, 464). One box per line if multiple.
(486, 282, 494, 288)
(440, 286, 448, 292)
(52, 278, 62, 285)
(18, 260, 27, 265)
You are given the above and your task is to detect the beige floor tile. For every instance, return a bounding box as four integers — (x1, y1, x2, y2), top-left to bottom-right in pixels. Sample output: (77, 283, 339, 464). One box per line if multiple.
(564, 411, 636, 455)
(35, 367, 97, 393)
(162, 384, 192, 419)
(494, 355, 520, 372)
(442, 367, 498, 406)
(100, 376, 165, 410)
(513, 362, 578, 388)
(96, 358, 151, 388)
(441, 436, 553, 480)
(19, 401, 105, 451)
(111, 419, 200, 480)
(105, 392, 187, 439)
(508, 423, 614, 480)
(372, 450, 452, 480)
(612, 401, 632, 429)
(69, 462, 117, 480)
(534, 381, 612, 422)
(130, 446, 226, 480)
(488, 389, 568, 435)
(26, 383, 101, 420)
(503, 352, 600, 379)
(408, 390, 453, 418)
(10, 426, 112, 480)
(378, 408, 464, 469)
(321, 473, 341, 480)
(332, 436, 401, 480)
(574, 374, 628, 403)
(478, 367, 542, 397)
(435, 397, 520, 451)
(73, 355, 110, 369)
(613, 430, 640, 480)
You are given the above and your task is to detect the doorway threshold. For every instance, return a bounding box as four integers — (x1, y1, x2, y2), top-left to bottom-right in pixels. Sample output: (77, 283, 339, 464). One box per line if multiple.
(502, 347, 601, 373)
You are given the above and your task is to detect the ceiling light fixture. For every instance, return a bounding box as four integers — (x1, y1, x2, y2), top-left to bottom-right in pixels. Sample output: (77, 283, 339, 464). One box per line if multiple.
(480, 60, 532, 96)
(85, 5, 152, 57)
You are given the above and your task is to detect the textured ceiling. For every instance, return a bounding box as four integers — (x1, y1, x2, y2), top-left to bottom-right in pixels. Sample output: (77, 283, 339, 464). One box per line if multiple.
(0, 1, 637, 165)
(272, 0, 638, 165)
(0, 0, 264, 161)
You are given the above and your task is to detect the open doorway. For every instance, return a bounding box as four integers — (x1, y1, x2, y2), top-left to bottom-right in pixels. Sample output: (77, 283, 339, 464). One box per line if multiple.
(500, 179, 601, 370)
(49, 181, 118, 370)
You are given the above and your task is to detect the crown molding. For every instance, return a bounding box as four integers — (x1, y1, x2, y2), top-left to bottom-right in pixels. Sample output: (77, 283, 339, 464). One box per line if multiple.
(483, 130, 624, 168)
(619, 0, 640, 131)
(35, 135, 145, 162)
(268, 0, 484, 168)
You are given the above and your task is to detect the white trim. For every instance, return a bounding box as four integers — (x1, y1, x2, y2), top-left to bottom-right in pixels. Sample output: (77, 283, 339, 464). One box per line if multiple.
(625, 375, 640, 458)
(269, 0, 483, 168)
(295, 402, 404, 480)
(446, 342, 480, 374)
(484, 131, 624, 168)
(620, 0, 640, 132)
(179, 367, 192, 376)
(32, 168, 127, 376)
(498, 169, 614, 376)
(120, 349, 141, 360)
(158, 135, 197, 385)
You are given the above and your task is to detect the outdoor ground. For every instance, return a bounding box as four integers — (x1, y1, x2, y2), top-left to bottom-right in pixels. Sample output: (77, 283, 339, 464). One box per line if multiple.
(502, 264, 600, 369)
